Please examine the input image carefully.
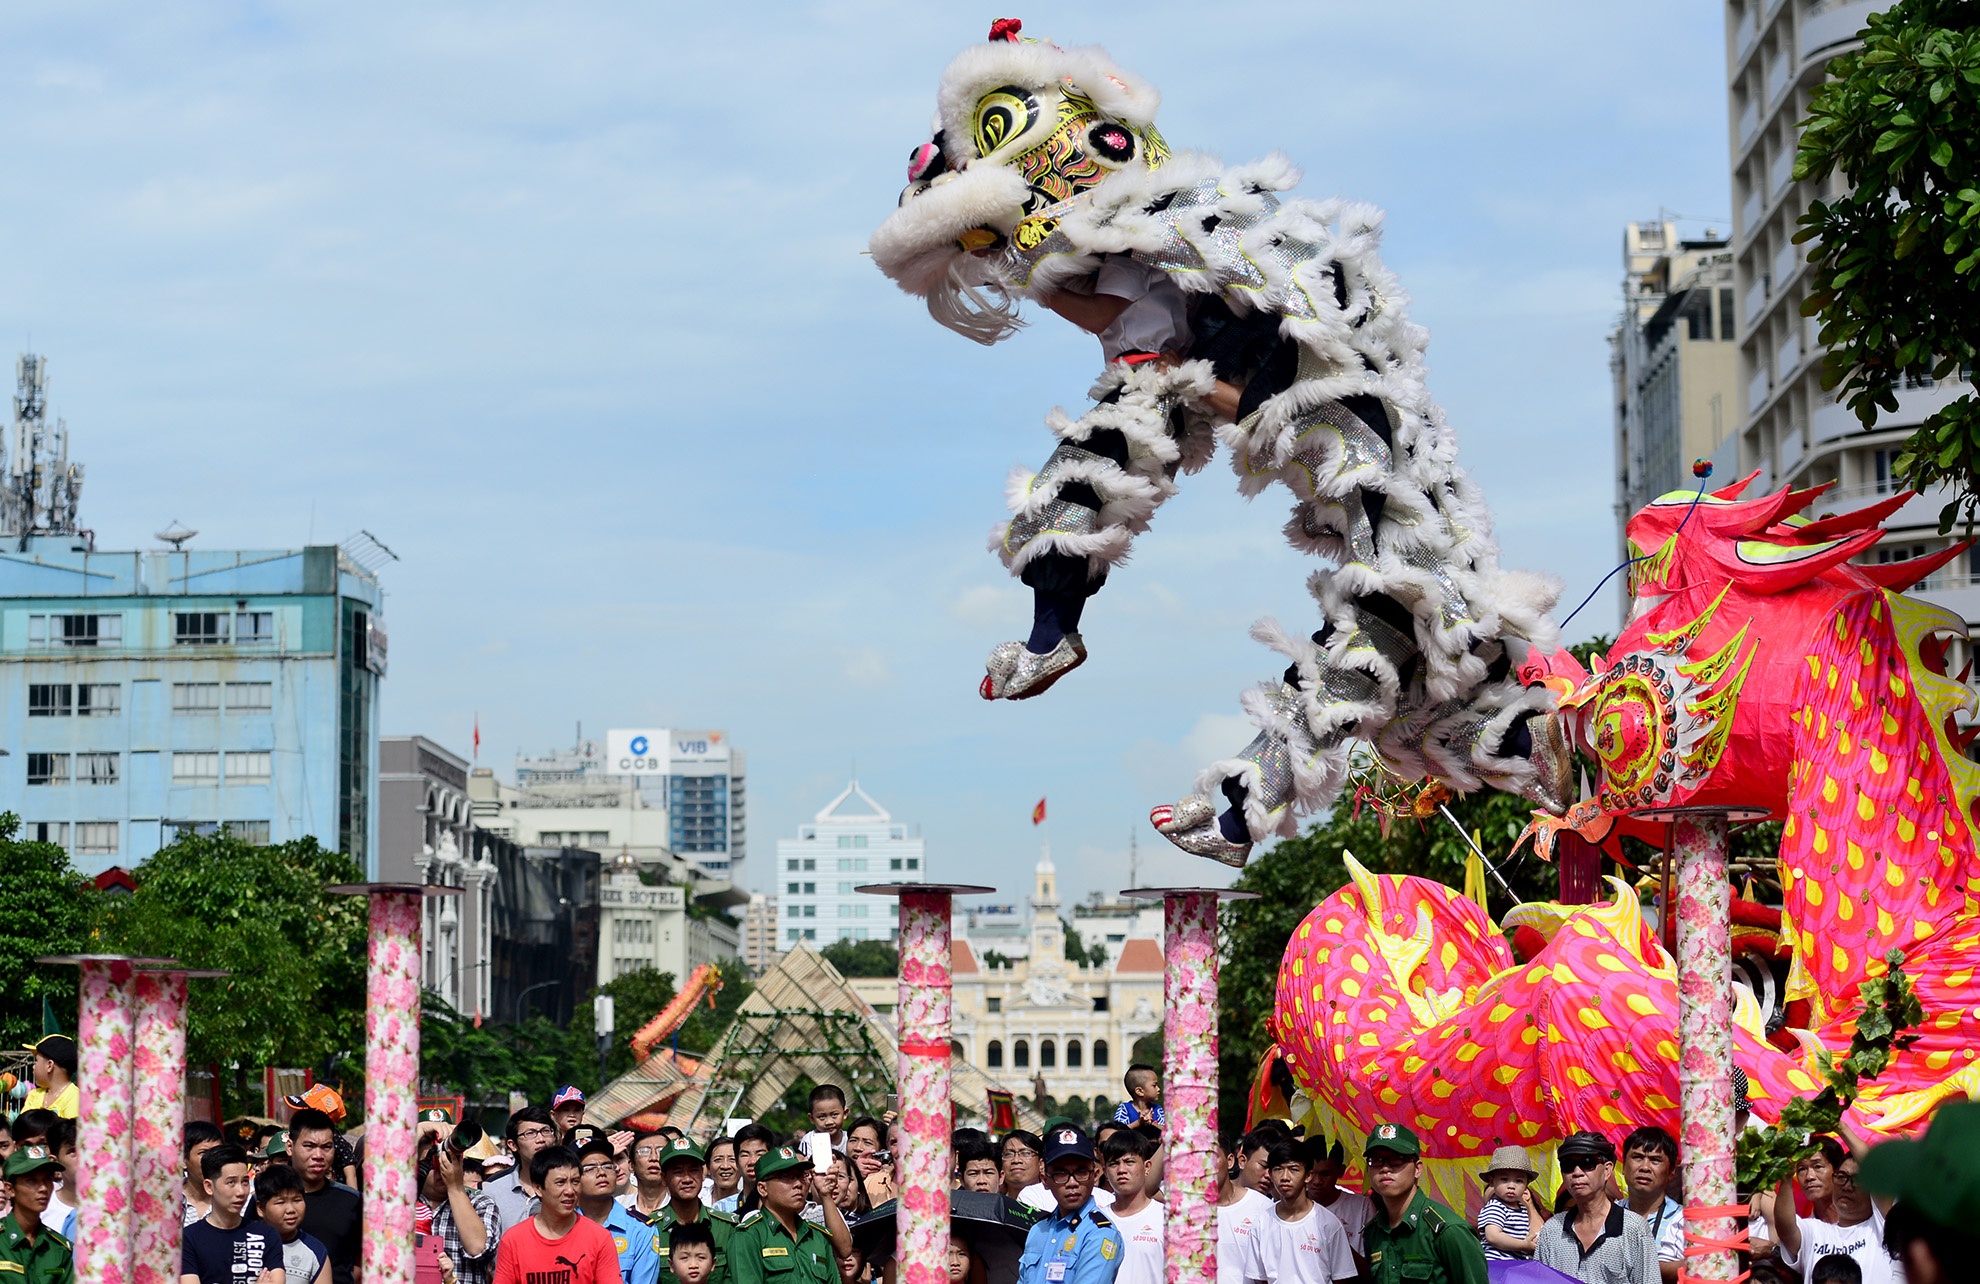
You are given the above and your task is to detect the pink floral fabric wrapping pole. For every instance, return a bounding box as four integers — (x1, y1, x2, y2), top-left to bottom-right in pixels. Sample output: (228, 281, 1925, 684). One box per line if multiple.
(895, 891, 954, 1284)
(76, 958, 138, 1284)
(1162, 893, 1218, 1284)
(364, 891, 424, 1284)
(1673, 814, 1737, 1281)
(131, 971, 189, 1284)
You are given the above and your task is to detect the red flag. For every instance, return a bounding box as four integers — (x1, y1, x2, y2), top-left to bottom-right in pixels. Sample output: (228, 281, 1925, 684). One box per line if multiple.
(1031, 798, 1046, 825)
(473, 715, 480, 760)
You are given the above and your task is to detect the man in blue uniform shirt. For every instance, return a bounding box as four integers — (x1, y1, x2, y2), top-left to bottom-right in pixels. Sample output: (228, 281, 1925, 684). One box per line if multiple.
(1018, 1126, 1123, 1284)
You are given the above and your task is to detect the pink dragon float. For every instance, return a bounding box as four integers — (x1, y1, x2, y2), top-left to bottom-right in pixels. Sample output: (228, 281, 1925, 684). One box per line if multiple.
(1267, 473, 1980, 1209)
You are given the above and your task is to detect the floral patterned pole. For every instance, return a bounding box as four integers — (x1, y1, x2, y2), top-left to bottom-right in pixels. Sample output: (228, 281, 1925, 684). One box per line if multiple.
(1124, 887, 1257, 1284)
(859, 882, 993, 1284)
(65, 956, 140, 1284)
(331, 883, 455, 1284)
(132, 969, 189, 1284)
(1671, 812, 1737, 1282)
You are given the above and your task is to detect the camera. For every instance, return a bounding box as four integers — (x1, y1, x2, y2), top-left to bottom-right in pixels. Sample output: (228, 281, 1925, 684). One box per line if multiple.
(448, 1120, 484, 1154)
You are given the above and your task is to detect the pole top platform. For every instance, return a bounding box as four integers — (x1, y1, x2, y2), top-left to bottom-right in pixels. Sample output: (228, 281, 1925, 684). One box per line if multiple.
(326, 882, 463, 896)
(34, 953, 176, 968)
(1118, 886, 1261, 902)
(1628, 805, 1772, 823)
(150, 967, 231, 979)
(855, 883, 997, 898)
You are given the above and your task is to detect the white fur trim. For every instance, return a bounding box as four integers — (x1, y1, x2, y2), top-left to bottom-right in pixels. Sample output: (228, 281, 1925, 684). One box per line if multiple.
(870, 166, 1032, 298)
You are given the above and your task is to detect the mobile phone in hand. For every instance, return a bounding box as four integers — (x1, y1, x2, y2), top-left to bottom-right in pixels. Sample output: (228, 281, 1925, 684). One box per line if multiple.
(807, 1132, 832, 1173)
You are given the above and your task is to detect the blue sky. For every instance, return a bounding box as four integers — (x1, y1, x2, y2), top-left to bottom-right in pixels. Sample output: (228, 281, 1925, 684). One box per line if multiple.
(0, 2, 1735, 908)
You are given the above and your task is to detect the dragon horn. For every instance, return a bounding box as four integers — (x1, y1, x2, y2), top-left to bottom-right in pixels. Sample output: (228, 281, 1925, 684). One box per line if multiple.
(1711, 469, 1764, 501)
(1859, 541, 1971, 592)
(1702, 483, 1827, 538)
(1734, 527, 1887, 593)
(1787, 490, 1916, 543)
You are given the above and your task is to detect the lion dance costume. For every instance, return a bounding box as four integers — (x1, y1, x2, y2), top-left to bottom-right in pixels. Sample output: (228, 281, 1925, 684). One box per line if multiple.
(870, 22, 1571, 865)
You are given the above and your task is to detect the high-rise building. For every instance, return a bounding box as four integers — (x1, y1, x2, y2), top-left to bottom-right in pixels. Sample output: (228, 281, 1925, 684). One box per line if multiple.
(379, 735, 497, 1017)
(775, 781, 923, 948)
(1722, 1, 1978, 624)
(739, 892, 781, 973)
(1611, 222, 1739, 594)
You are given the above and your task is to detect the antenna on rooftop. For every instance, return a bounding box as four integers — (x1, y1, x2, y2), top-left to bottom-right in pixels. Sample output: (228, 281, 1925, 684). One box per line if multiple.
(155, 521, 196, 550)
(4, 353, 85, 550)
(339, 529, 400, 574)
(1128, 827, 1139, 890)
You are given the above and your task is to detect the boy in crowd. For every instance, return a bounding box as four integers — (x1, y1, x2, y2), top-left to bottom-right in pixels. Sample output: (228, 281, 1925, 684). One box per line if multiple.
(181, 1122, 225, 1226)
(289, 1108, 362, 1284)
(0, 1144, 72, 1284)
(485, 1107, 558, 1231)
(1474, 1146, 1542, 1261)
(1215, 1133, 1271, 1284)
(256, 1163, 330, 1284)
(1620, 1127, 1684, 1282)
(957, 1141, 1002, 1194)
(1112, 1065, 1164, 1127)
(492, 1147, 621, 1284)
(577, 1137, 658, 1284)
(1258, 1140, 1356, 1284)
(800, 1087, 847, 1158)
(182, 1143, 283, 1284)
(645, 1138, 734, 1284)
(1307, 1143, 1373, 1263)
(664, 1222, 718, 1284)
(551, 1088, 588, 1139)
(44, 1121, 76, 1242)
(23, 1039, 77, 1121)
(1099, 1129, 1164, 1284)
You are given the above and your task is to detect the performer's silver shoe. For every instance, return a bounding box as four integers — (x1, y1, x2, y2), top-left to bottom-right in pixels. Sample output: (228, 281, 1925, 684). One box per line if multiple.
(981, 633, 1087, 701)
(1149, 796, 1252, 867)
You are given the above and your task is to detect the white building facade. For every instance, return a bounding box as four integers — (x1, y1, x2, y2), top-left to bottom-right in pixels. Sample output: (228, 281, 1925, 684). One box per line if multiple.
(775, 782, 924, 947)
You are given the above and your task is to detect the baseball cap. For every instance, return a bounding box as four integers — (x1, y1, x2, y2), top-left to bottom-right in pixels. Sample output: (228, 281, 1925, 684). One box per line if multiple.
(659, 1137, 706, 1169)
(551, 1086, 585, 1110)
(1040, 1126, 1096, 1167)
(1482, 1145, 1537, 1179)
(752, 1146, 810, 1182)
(4, 1145, 60, 1179)
(1859, 1100, 1980, 1229)
(576, 1135, 617, 1163)
(1557, 1131, 1617, 1165)
(1364, 1123, 1420, 1158)
(284, 1084, 347, 1123)
(418, 1107, 454, 1125)
(27, 1035, 76, 1067)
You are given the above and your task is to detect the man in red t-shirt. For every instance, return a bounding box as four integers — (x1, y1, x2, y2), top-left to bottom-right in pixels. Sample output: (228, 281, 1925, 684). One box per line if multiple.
(493, 1146, 621, 1284)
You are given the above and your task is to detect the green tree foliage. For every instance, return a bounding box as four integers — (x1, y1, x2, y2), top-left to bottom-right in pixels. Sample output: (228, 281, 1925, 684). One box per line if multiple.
(94, 833, 368, 1082)
(1217, 781, 1564, 1127)
(0, 815, 97, 1046)
(1792, 1, 1980, 530)
(1062, 919, 1105, 968)
(820, 938, 900, 979)
(420, 994, 592, 1104)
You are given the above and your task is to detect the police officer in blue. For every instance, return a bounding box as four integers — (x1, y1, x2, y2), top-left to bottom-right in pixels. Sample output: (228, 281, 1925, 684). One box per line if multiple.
(1017, 1126, 1124, 1284)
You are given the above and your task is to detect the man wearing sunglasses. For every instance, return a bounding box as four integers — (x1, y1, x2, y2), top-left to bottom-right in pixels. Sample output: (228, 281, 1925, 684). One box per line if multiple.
(1016, 1127, 1125, 1284)
(1360, 1123, 1487, 1284)
(1535, 1132, 1657, 1284)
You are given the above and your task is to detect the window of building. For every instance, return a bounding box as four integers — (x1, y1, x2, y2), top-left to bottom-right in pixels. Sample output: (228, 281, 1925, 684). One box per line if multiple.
(838, 835, 852, 848)
(225, 682, 273, 711)
(1092, 1039, 1109, 1068)
(28, 684, 70, 717)
(1874, 449, 1902, 495)
(1091, 996, 1109, 1013)
(28, 750, 73, 782)
(787, 859, 800, 871)
(802, 882, 815, 894)
(1013, 1039, 1029, 1069)
(853, 834, 868, 848)
(890, 858, 902, 870)
(80, 684, 119, 716)
(224, 821, 271, 845)
(22, 822, 67, 846)
(986, 996, 1001, 1014)
(225, 752, 272, 783)
(1040, 1039, 1056, 1069)
(235, 612, 274, 645)
(987, 1040, 1003, 1069)
(166, 821, 222, 840)
(905, 858, 919, 870)
(802, 905, 816, 918)
(787, 882, 800, 895)
(174, 612, 231, 645)
(803, 928, 816, 940)
(1719, 287, 1736, 341)
(803, 859, 815, 871)
(173, 752, 220, 783)
(76, 753, 118, 785)
(788, 928, 802, 942)
(74, 823, 118, 856)
(28, 614, 122, 649)
(173, 683, 221, 714)
(1067, 1039, 1082, 1068)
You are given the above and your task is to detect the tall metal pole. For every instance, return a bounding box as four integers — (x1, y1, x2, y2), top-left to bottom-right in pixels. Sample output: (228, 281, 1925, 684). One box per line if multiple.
(1670, 811, 1738, 1282)
(1123, 887, 1258, 1284)
(859, 882, 993, 1284)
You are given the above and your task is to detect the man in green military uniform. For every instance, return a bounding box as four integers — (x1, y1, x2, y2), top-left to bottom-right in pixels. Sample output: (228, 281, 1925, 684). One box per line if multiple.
(1360, 1123, 1487, 1284)
(727, 1146, 851, 1284)
(0, 1145, 73, 1284)
(645, 1138, 737, 1283)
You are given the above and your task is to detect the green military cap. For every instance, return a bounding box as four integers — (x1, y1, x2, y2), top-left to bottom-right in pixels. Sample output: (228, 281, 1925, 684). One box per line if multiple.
(418, 1107, 454, 1125)
(659, 1137, 706, 1168)
(1363, 1122, 1420, 1158)
(1860, 1099, 1980, 1230)
(3, 1145, 60, 1178)
(751, 1145, 811, 1181)
(262, 1134, 290, 1159)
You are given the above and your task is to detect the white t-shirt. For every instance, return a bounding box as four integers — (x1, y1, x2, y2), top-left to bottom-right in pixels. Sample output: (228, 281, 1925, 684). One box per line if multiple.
(1316, 1190, 1375, 1256)
(1217, 1188, 1274, 1284)
(1256, 1202, 1358, 1284)
(1781, 1209, 1902, 1284)
(1107, 1199, 1166, 1284)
